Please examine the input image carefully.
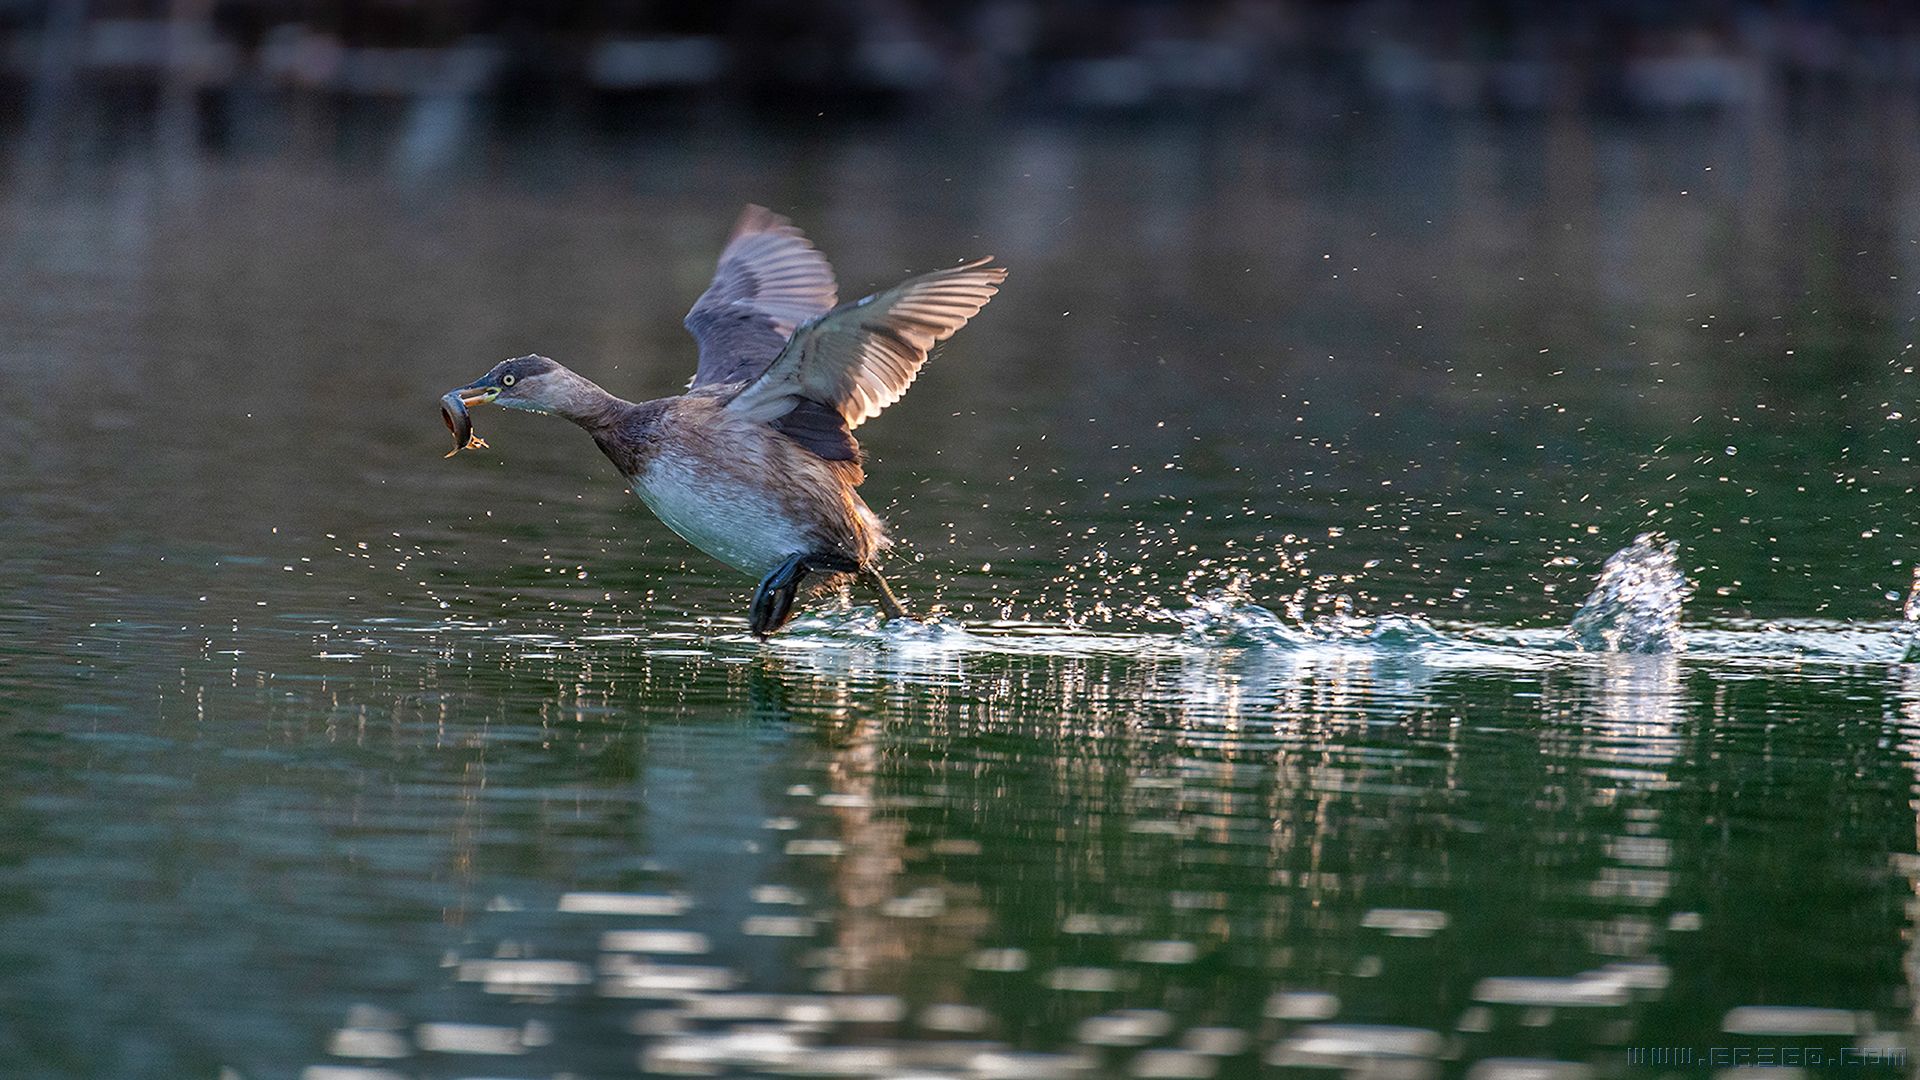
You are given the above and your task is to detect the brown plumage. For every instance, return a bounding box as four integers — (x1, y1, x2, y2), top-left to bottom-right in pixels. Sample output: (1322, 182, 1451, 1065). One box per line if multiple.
(443, 205, 1007, 638)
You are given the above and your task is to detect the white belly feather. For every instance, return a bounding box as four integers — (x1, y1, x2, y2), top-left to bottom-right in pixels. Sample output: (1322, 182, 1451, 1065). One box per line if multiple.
(632, 454, 808, 577)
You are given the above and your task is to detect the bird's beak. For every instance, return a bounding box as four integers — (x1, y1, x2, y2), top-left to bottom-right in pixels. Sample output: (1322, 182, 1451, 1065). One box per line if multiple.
(457, 386, 499, 407)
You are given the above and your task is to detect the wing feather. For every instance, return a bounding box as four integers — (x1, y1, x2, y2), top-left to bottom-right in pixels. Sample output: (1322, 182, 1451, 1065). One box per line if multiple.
(684, 205, 839, 388)
(726, 258, 1006, 430)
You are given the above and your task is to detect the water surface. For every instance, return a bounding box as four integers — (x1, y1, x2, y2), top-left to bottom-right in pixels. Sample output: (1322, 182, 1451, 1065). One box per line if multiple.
(3, 112, 1920, 1078)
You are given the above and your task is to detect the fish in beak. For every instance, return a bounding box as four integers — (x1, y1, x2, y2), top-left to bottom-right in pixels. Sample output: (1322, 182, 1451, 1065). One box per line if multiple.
(440, 384, 498, 457)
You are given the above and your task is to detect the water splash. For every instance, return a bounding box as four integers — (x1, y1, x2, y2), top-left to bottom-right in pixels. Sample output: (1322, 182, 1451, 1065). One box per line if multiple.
(1171, 588, 1310, 648)
(1170, 585, 1444, 651)
(1901, 566, 1920, 663)
(309, 530, 1920, 672)
(778, 606, 981, 648)
(1565, 534, 1693, 654)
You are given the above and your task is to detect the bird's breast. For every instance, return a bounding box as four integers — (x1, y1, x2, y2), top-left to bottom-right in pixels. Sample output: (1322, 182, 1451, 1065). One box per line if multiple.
(631, 450, 810, 578)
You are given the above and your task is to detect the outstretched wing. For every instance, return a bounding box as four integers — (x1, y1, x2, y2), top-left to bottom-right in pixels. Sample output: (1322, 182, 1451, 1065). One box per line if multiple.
(684, 205, 839, 388)
(726, 257, 1006, 430)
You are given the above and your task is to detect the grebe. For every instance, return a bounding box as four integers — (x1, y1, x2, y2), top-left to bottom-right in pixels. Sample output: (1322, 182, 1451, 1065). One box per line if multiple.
(441, 205, 1006, 638)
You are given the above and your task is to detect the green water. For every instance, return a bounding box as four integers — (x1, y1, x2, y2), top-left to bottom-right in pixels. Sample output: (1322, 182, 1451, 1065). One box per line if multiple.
(3, 113, 1920, 1078)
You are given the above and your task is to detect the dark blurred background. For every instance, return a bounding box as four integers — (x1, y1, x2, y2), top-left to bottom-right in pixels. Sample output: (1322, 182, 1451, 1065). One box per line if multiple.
(6, 1, 1920, 134)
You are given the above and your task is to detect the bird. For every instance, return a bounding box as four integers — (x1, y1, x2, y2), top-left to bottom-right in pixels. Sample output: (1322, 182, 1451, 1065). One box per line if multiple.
(441, 205, 1006, 639)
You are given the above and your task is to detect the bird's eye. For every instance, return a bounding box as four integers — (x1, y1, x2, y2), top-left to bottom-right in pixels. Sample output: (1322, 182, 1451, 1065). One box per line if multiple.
(501, 374, 517, 387)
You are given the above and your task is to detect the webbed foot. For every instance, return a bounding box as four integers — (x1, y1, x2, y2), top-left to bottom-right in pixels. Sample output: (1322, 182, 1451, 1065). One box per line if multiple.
(749, 552, 861, 639)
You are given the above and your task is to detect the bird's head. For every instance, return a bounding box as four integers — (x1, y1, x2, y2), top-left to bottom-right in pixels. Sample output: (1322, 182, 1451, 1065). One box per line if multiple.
(441, 354, 616, 456)
(447, 354, 567, 414)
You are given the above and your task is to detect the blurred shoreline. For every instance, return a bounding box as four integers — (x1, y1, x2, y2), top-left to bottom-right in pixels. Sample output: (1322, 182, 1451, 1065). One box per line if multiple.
(6, 0, 1920, 143)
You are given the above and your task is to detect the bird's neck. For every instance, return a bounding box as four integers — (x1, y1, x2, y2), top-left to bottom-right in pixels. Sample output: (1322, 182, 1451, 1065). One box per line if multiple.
(544, 368, 633, 432)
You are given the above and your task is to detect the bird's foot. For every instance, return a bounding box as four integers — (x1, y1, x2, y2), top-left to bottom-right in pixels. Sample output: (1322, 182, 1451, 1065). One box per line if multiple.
(749, 555, 806, 639)
(749, 552, 860, 639)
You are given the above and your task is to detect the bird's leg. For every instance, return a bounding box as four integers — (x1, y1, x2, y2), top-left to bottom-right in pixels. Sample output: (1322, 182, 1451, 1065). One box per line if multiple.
(859, 566, 909, 621)
(749, 552, 862, 639)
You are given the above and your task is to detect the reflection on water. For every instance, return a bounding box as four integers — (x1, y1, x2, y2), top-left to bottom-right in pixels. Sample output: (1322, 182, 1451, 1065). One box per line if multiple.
(7, 604, 1918, 1077)
(4, 113, 1920, 1077)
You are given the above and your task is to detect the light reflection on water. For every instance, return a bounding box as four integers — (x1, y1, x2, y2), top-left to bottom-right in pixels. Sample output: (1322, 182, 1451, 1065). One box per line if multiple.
(8, 604, 1919, 1077)
(5, 114, 1920, 1077)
